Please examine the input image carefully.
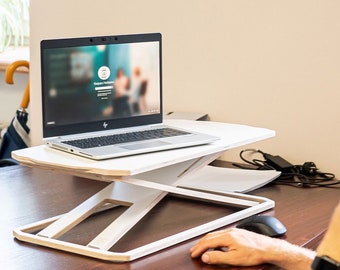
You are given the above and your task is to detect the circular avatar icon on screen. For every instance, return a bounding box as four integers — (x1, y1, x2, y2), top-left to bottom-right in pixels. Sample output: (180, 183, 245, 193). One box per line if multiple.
(98, 66, 111, 80)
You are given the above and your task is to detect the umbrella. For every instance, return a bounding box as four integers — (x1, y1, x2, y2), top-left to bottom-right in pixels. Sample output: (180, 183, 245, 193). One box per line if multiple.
(0, 60, 30, 166)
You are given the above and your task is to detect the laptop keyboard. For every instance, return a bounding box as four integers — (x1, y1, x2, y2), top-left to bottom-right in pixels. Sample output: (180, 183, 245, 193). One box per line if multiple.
(62, 128, 190, 149)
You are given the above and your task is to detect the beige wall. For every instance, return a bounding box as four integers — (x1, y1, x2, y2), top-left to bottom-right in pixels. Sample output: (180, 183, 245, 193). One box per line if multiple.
(30, 1, 340, 176)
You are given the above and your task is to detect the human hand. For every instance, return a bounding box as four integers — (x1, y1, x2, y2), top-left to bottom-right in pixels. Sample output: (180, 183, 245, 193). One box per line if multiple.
(190, 227, 315, 269)
(190, 228, 276, 266)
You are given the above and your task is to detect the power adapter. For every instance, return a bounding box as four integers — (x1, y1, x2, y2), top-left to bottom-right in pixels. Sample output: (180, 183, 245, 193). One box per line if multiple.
(263, 153, 294, 172)
(236, 149, 338, 188)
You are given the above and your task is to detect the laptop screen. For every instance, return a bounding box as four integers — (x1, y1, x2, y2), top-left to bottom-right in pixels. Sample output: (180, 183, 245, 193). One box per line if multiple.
(41, 33, 162, 138)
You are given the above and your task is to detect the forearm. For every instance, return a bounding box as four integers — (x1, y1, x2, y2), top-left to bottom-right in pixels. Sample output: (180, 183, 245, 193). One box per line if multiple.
(264, 238, 316, 270)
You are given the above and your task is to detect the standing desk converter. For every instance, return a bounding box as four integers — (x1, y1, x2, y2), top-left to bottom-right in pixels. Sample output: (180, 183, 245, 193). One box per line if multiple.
(12, 119, 275, 262)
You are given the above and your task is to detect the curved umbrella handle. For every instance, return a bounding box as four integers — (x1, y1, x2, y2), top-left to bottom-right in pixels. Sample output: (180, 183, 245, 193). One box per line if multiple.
(5, 60, 30, 109)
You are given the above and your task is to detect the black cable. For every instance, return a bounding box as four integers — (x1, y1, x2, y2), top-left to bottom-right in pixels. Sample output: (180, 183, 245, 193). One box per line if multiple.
(232, 149, 340, 188)
(238, 149, 260, 167)
(236, 149, 274, 170)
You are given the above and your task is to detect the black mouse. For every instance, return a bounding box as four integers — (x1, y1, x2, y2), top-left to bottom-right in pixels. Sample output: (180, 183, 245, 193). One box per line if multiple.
(236, 215, 287, 237)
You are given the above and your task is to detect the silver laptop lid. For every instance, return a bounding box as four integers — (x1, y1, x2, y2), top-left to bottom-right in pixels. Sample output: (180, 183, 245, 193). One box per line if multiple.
(41, 33, 162, 139)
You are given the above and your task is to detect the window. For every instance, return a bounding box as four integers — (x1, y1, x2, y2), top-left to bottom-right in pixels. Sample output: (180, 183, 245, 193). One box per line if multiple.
(0, 0, 30, 53)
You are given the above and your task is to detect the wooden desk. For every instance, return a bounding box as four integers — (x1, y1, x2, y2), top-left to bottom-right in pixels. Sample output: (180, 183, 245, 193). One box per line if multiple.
(1, 164, 339, 269)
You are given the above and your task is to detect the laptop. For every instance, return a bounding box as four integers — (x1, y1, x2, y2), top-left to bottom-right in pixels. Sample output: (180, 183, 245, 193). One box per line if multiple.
(40, 33, 219, 160)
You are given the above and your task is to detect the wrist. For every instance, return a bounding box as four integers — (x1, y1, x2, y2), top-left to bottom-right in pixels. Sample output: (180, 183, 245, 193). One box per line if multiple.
(263, 238, 316, 270)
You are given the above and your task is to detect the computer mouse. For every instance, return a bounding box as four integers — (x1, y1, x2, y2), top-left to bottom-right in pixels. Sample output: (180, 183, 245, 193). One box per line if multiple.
(236, 215, 287, 237)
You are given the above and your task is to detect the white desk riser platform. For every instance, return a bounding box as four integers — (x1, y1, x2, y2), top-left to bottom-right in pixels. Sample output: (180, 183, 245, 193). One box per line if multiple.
(12, 119, 275, 262)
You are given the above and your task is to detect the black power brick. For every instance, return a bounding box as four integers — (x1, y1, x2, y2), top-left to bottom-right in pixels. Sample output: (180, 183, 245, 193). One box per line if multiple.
(235, 149, 338, 188)
(263, 153, 294, 172)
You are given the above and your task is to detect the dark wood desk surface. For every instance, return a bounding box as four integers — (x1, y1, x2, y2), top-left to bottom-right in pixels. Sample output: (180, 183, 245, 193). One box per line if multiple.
(1, 164, 339, 270)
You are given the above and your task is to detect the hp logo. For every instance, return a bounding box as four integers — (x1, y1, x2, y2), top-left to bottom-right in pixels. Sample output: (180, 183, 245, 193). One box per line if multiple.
(103, 122, 108, 129)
